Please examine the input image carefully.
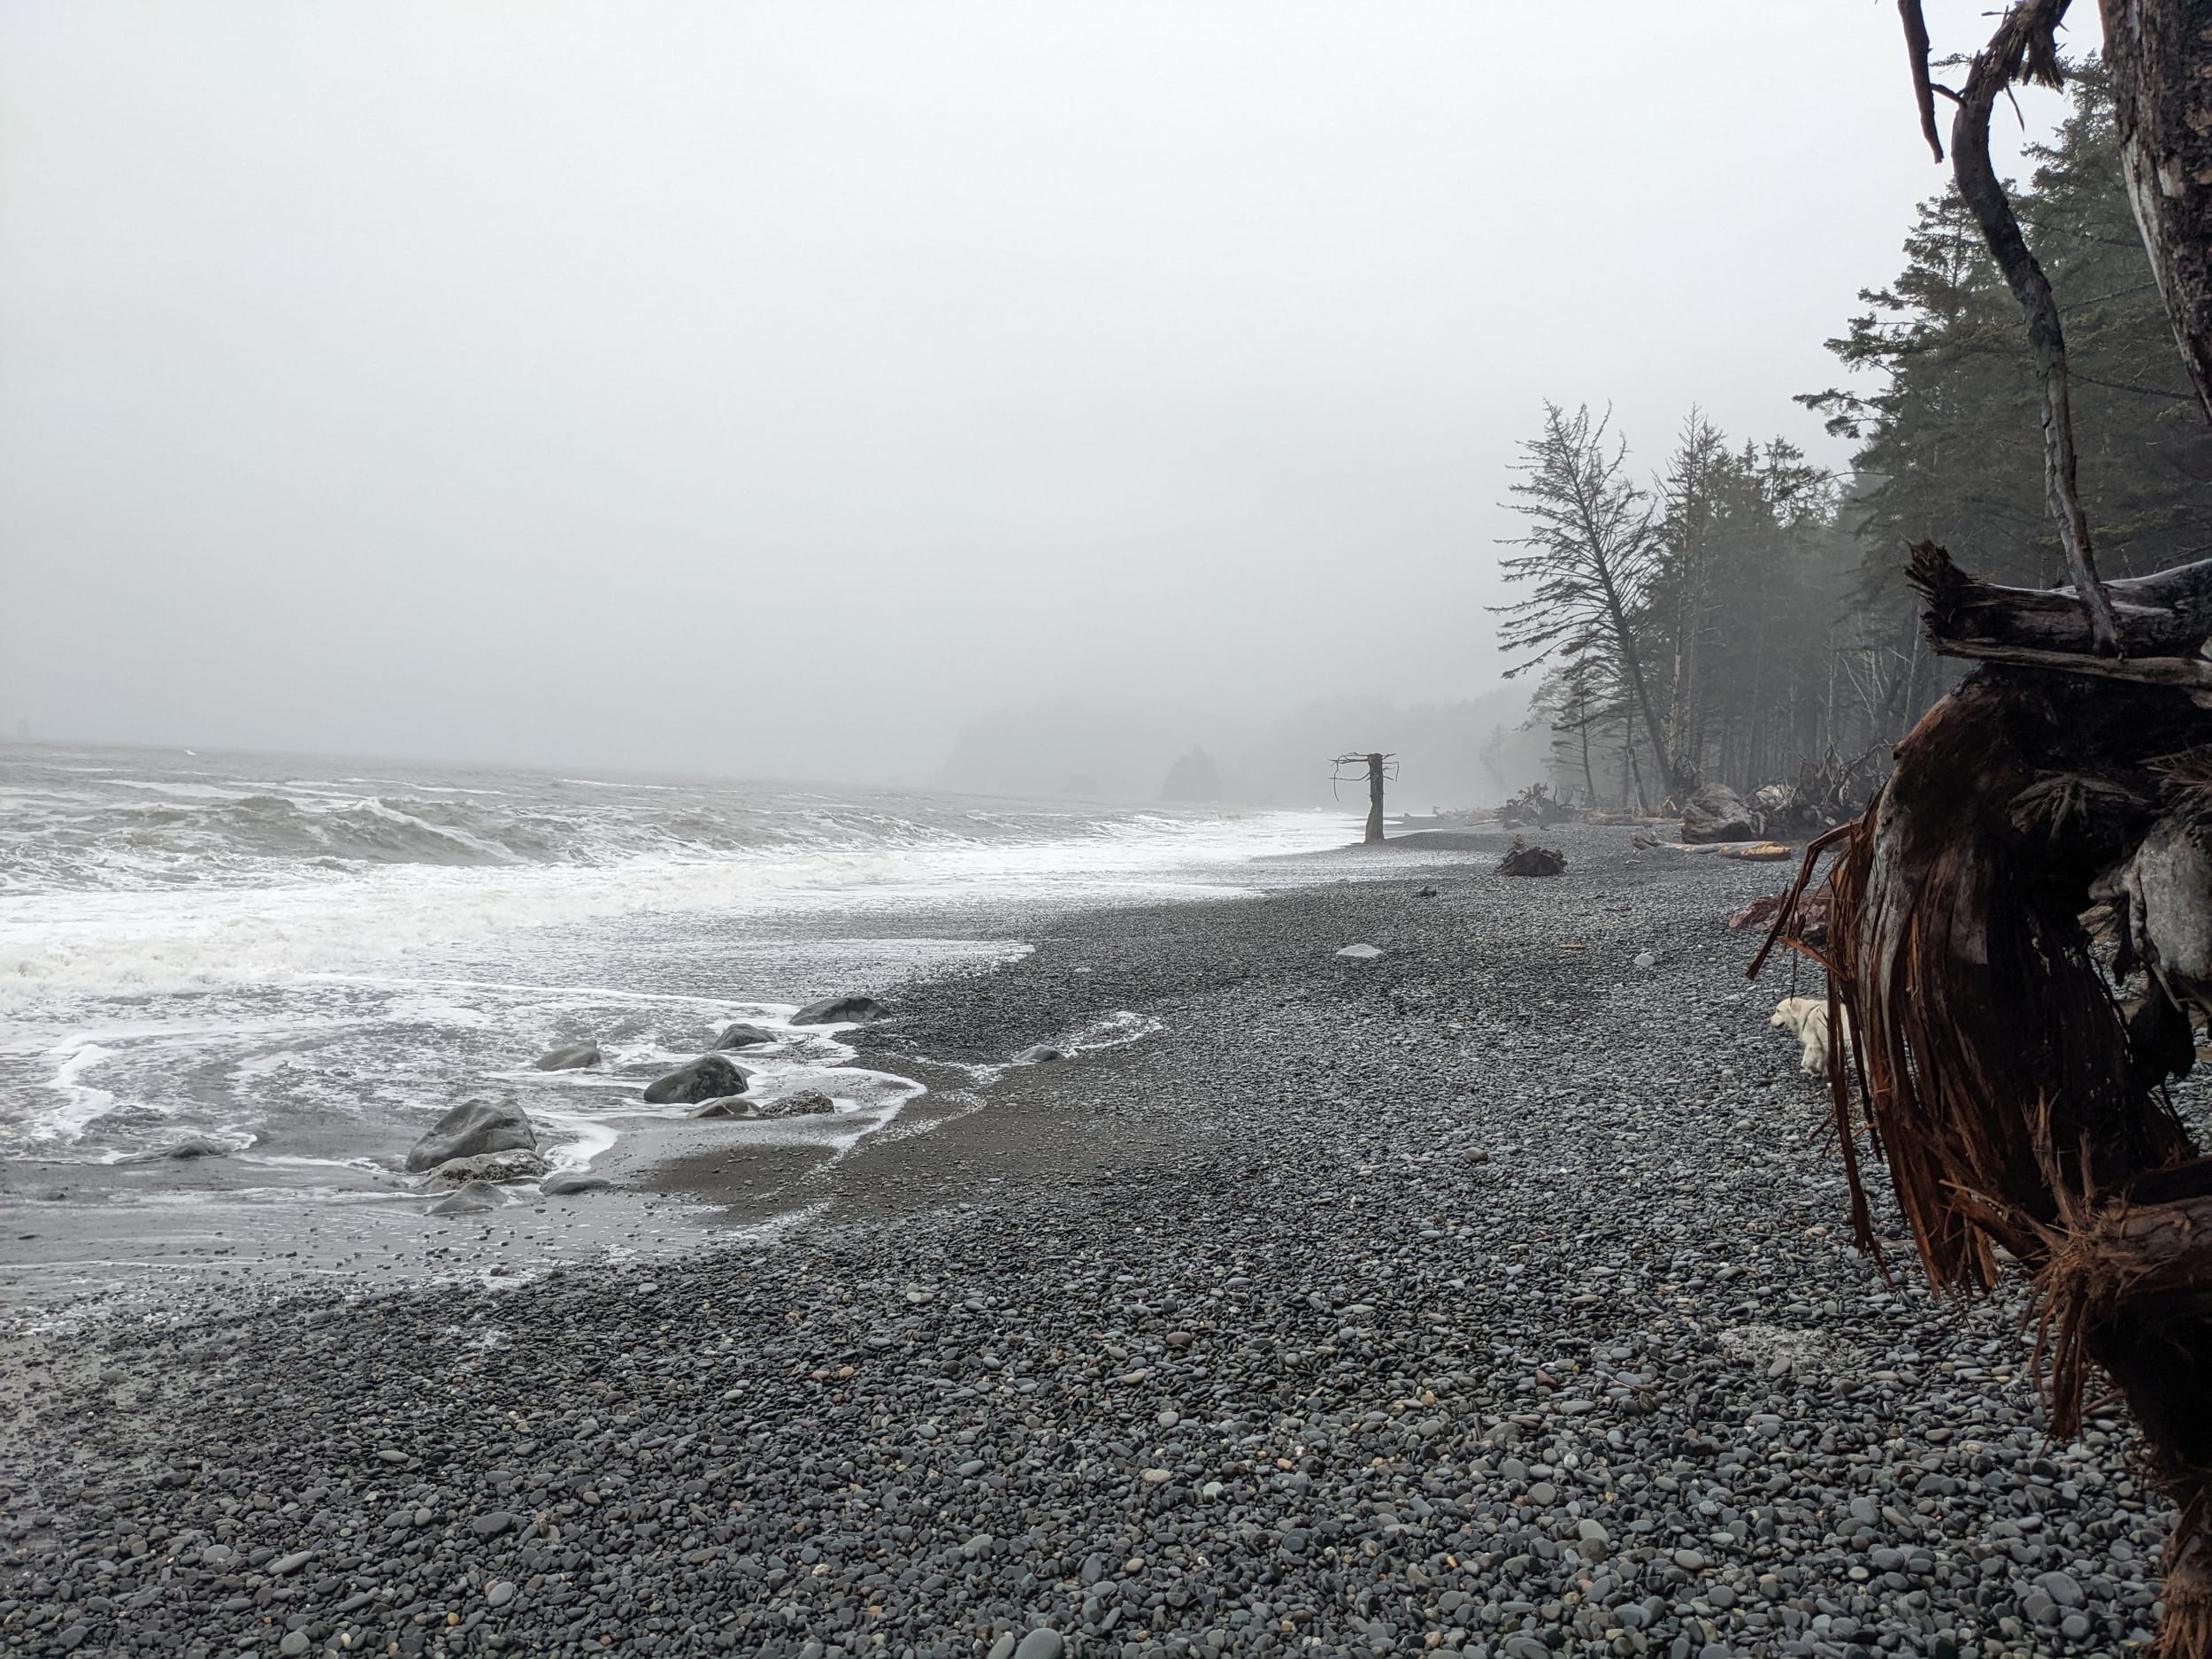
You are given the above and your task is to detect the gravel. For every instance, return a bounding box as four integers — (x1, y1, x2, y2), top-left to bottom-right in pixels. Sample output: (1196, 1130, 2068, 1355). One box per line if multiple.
(0, 826, 2185, 1659)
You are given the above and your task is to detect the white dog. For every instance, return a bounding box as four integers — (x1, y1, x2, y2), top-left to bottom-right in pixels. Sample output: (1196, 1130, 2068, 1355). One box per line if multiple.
(1770, 995, 1853, 1075)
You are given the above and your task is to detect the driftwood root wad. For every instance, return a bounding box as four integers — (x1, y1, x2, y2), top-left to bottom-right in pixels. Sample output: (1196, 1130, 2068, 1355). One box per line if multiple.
(1498, 837, 1566, 878)
(1799, 604, 2212, 1659)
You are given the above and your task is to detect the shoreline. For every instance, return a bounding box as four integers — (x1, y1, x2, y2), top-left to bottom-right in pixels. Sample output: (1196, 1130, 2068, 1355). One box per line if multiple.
(0, 826, 2184, 1659)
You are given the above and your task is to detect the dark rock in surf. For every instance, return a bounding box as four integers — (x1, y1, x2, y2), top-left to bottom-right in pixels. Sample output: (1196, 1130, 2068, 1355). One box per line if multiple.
(403, 1098, 539, 1174)
(1681, 783, 1756, 843)
(714, 1022, 780, 1050)
(1015, 1045, 1065, 1064)
(533, 1042, 602, 1071)
(792, 995, 890, 1027)
(642, 1056, 749, 1105)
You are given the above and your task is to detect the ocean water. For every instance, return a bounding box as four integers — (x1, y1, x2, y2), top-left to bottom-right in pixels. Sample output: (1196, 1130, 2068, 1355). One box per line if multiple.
(0, 743, 1356, 1195)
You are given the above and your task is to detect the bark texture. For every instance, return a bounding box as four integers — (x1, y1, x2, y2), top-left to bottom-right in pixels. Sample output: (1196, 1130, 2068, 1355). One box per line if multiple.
(2101, 0, 2212, 426)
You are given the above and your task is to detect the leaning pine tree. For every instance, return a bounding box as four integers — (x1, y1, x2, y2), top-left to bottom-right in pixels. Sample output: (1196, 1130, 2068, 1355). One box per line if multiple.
(1494, 403, 1686, 809)
(1767, 5, 2212, 1652)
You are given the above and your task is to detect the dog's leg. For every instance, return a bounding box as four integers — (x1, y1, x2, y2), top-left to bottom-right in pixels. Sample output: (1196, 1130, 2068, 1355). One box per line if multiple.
(1800, 1026, 1827, 1075)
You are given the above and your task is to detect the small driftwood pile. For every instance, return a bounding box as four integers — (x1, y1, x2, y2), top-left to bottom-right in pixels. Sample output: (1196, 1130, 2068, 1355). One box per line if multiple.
(1498, 836, 1566, 878)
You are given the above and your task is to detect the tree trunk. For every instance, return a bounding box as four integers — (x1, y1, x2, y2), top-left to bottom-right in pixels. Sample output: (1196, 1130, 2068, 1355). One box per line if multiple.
(1363, 753, 1386, 845)
(2101, 0, 2212, 426)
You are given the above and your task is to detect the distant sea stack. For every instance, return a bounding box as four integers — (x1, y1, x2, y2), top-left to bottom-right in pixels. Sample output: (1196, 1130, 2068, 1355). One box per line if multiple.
(1160, 746, 1222, 803)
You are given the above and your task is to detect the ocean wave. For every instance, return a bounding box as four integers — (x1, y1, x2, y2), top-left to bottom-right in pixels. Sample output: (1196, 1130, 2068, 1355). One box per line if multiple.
(0, 746, 1210, 895)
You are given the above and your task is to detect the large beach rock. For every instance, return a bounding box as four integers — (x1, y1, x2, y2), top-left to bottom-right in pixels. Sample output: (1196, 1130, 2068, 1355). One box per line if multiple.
(420, 1148, 549, 1185)
(533, 1042, 601, 1071)
(642, 1055, 749, 1105)
(713, 1022, 780, 1050)
(543, 1171, 611, 1195)
(1015, 1044, 1064, 1064)
(403, 1098, 538, 1174)
(1681, 784, 1755, 843)
(792, 995, 890, 1027)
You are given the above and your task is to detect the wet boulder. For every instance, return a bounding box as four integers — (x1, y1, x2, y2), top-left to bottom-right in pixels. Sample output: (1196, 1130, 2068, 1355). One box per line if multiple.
(404, 1098, 538, 1174)
(642, 1055, 749, 1105)
(533, 1042, 601, 1071)
(713, 1022, 780, 1050)
(792, 995, 891, 1027)
(1015, 1044, 1065, 1064)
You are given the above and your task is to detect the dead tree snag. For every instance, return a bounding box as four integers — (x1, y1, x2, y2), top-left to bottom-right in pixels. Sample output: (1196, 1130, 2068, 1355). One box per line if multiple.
(1332, 752, 1396, 844)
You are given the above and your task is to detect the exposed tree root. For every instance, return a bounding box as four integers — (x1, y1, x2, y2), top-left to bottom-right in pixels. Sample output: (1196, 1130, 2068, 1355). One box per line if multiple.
(1794, 649, 2212, 1657)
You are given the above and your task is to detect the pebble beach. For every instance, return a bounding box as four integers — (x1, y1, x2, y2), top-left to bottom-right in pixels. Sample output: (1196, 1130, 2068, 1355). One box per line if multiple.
(0, 826, 2181, 1659)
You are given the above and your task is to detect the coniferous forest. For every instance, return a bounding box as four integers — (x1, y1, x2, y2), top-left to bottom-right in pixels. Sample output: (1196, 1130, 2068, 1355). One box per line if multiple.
(1506, 62, 2212, 811)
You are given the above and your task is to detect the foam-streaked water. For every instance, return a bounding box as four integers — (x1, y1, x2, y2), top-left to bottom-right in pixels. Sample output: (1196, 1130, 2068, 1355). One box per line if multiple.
(0, 742, 1356, 1187)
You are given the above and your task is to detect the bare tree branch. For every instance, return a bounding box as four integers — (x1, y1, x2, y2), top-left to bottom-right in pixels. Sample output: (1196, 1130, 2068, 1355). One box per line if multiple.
(1944, 0, 2125, 655)
(1898, 0, 1947, 161)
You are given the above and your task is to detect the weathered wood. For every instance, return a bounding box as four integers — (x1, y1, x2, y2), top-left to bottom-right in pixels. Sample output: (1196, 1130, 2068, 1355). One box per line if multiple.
(1910, 541, 2212, 657)
(2101, 0, 2212, 426)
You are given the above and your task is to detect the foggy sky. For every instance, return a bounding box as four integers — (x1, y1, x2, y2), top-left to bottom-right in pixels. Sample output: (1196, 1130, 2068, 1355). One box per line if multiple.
(0, 4, 2093, 783)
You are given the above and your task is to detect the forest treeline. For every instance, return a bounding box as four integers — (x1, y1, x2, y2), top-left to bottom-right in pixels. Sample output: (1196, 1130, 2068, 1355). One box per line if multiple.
(1503, 63, 2212, 810)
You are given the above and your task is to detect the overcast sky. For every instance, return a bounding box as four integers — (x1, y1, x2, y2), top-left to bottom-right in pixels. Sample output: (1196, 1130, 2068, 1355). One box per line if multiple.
(0, 3, 2093, 782)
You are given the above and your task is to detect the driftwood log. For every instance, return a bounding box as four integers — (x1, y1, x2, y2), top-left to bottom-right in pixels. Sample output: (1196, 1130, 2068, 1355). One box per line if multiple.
(1769, 7, 2212, 1655)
